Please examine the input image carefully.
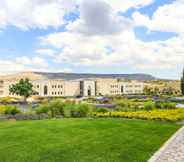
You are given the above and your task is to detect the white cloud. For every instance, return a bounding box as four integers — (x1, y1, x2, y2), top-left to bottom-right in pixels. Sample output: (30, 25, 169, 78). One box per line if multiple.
(105, 0, 154, 12)
(0, 0, 76, 30)
(76, 0, 153, 12)
(40, 28, 184, 73)
(36, 48, 56, 57)
(0, 0, 154, 30)
(67, 0, 133, 35)
(0, 0, 183, 79)
(0, 56, 73, 75)
(133, 0, 184, 35)
(15, 56, 48, 67)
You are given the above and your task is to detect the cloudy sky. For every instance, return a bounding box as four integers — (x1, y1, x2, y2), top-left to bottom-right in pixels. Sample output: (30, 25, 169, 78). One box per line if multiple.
(0, 0, 183, 79)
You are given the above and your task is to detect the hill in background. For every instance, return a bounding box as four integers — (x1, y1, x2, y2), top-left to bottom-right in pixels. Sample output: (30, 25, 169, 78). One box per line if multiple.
(35, 72, 157, 81)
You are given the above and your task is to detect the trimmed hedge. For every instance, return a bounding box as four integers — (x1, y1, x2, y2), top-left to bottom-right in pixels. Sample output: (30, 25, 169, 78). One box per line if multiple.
(94, 109, 184, 122)
(6, 113, 49, 120)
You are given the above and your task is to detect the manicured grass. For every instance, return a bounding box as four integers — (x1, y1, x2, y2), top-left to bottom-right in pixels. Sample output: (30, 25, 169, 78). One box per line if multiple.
(0, 119, 180, 162)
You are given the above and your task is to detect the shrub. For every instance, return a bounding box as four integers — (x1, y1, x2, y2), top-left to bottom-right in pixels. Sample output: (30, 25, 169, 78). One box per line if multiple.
(115, 106, 130, 112)
(116, 101, 127, 108)
(96, 107, 109, 113)
(36, 99, 65, 118)
(143, 101, 154, 111)
(155, 101, 163, 109)
(0, 105, 6, 114)
(162, 102, 176, 109)
(4, 105, 21, 115)
(155, 101, 176, 109)
(72, 104, 93, 117)
(63, 103, 76, 118)
(132, 104, 140, 111)
(35, 100, 94, 118)
(48, 99, 65, 118)
(36, 104, 49, 114)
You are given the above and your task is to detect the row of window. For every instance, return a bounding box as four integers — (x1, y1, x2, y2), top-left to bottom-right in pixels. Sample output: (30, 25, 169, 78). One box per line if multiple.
(52, 85, 63, 89)
(36, 85, 63, 89)
(125, 90, 133, 93)
(110, 85, 119, 88)
(110, 91, 120, 94)
(111, 85, 142, 88)
(125, 90, 142, 93)
(51, 91, 63, 95)
(135, 90, 142, 93)
(125, 85, 142, 88)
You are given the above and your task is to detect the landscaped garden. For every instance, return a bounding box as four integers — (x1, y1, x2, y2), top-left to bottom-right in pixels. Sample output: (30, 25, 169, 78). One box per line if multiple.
(0, 118, 180, 162)
(0, 95, 184, 122)
(0, 94, 184, 162)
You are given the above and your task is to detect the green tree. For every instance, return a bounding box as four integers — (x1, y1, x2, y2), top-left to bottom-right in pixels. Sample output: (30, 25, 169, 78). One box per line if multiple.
(9, 78, 34, 103)
(143, 86, 152, 95)
(181, 69, 184, 95)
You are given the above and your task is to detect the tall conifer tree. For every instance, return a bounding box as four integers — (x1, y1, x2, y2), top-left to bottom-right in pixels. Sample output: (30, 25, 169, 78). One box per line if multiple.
(181, 69, 184, 95)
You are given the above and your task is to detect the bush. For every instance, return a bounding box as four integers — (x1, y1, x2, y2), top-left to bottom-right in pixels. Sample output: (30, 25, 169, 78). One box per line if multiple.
(155, 101, 176, 109)
(36, 99, 65, 118)
(35, 99, 93, 118)
(133, 105, 140, 111)
(63, 103, 76, 118)
(0, 105, 6, 114)
(36, 104, 49, 114)
(116, 101, 127, 108)
(4, 105, 21, 115)
(143, 101, 154, 111)
(48, 99, 65, 118)
(115, 106, 130, 112)
(162, 102, 176, 109)
(155, 101, 162, 109)
(96, 107, 109, 113)
(72, 104, 92, 117)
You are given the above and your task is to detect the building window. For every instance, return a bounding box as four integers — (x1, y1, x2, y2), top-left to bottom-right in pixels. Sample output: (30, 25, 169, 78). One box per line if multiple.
(44, 85, 48, 95)
(87, 86, 92, 96)
(121, 86, 124, 93)
(80, 81, 84, 96)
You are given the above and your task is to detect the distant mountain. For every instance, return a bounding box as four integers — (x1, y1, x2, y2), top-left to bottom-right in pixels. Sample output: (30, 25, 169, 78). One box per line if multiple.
(35, 72, 157, 81)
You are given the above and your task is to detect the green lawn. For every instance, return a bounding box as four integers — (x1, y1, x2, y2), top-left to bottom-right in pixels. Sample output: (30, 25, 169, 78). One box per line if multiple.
(0, 119, 180, 162)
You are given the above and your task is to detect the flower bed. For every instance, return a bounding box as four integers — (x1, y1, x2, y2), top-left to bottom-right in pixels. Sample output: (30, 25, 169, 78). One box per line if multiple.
(94, 109, 184, 122)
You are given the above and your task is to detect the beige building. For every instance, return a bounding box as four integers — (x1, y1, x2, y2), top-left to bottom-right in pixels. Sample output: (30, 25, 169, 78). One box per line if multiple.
(0, 77, 144, 97)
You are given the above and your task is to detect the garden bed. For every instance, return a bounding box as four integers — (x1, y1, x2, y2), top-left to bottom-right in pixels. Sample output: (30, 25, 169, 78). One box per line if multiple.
(95, 109, 184, 122)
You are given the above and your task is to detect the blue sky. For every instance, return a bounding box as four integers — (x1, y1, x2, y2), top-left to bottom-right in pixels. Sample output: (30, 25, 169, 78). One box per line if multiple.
(0, 0, 183, 79)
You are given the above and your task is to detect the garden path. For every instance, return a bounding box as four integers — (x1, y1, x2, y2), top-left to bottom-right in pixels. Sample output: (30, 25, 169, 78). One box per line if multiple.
(149, 126, 184, 162)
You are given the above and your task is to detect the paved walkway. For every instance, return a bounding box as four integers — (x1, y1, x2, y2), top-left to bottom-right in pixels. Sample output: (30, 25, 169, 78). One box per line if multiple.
(149, 126, 184, 162)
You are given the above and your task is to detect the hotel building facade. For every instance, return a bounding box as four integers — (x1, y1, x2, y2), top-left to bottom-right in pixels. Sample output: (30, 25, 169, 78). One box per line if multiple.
(0, 78, 144, 97)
